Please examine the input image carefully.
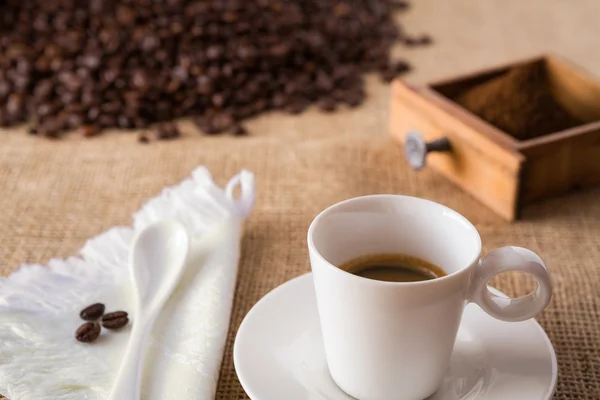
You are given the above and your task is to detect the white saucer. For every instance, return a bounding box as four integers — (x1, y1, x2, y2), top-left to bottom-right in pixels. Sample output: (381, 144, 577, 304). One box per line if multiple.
(234, 273, 557, 400)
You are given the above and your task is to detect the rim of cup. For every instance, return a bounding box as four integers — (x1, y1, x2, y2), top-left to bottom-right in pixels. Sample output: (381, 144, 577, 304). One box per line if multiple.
(307, 194, 483, 286)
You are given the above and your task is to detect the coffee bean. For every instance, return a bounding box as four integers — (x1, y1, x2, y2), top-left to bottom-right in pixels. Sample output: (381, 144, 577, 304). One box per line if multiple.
(394, 60, 411, 75)
(316, 72, 334, 92)
(78, 124, 100, 137)
(193, 116, 212, 132)
(116, 5, 136, 26)
(285, 98, 309, 115)
(101, 101, 121, 114)
(404, 34, 432, 47)
(33, 80, 53, 99)
(417, 35, 432, 45)
(75, 322, 101, 343)
(253, 99, 267, 113)
(333, 2, 351, 17)
(80, 303, 106, 321)
(206, 45, 224, 61)
(381, 68, 397, 83)
(117, 115, 133, 129)
(215, 112, 236, 130)
(382, 61, 411, 82)
(345, 90, 365, 108)
(0, 80, 11, 100)
(392, 0, 410, 11)
(6, 93, 25, 119)
(271, 93, 286, 108)
(318, 97, 337, 112)
(102, 311, 129, 330)
(138, 133, 150, 143)
(231, 124, 248, 136)
(66, 113, 84, 130)
(154, 122, 180, 140)
(98, 114, 117, 128)
(212, 93, 226, 108)
(38, 118, 62, 138)
(80, 54, 101, 70)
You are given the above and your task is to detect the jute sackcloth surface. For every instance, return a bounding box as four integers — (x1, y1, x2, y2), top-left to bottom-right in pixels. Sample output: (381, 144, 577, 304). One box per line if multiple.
(1, 0, 599, 398)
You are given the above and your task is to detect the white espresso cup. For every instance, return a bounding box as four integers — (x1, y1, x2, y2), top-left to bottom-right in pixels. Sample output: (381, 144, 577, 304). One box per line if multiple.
(307, 195, 552, 400)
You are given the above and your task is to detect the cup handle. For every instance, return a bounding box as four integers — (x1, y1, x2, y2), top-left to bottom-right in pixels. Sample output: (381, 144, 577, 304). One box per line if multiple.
(469, 246, 552, 322)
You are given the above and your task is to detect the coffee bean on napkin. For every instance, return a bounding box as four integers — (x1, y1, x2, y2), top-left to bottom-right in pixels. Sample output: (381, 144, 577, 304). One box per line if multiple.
(79, 303, 106, 321)
(102, 311, 129, 330)
(75, 322, 101, 343)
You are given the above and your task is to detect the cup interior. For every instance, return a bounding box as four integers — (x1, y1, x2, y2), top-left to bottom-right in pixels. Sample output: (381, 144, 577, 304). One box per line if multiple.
(308, 195, 482, 277)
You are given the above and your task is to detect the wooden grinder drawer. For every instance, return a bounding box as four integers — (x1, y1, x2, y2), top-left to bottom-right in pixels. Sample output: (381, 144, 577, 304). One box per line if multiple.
(390, 54, 600, 220)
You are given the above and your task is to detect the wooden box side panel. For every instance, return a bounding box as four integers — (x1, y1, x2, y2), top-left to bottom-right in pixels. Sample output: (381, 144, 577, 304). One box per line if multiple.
(389, 81, 524, 220)
(547, 54, 600, 123)
(520, 126, 600, 204)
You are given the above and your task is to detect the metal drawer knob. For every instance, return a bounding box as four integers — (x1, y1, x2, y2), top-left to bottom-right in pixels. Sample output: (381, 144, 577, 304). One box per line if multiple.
(404, 131, 452, 170)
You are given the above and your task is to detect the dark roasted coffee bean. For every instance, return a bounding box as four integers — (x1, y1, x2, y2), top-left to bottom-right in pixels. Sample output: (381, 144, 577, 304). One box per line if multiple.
(381, 67, 399, 83)
(404, 34, 431, 47)
(33, 80, 53, 99)
(80, 54, 101, 70)
(211, 112, 234, 132)
(98, 114, 117, 128)
(285, 98, 309, 115)
(67, 114, 84, 130)
(345, 91, 364, 108)
(206, 45, 224, 61)
(155, 122, 180, 140)
(37, 103, 54, 118)
(0, 80, 11, 100)
(117, 115, 133, 129)
(212, 93, 226, 108)
(0, 110, 9, 127)
(58, 71, 83, 92)
(333, 3, 351, 17)
(271, 93, 286, 108)
(102, 311, 129, 330)
(101, 101, 121, 114)
(416, 35, 432, 45)
(392, 0, 410, 11)
(394, 60, 411, 75)
(318, 97, 337, 112)
(253, 99, 267, 113)
(75, 322, 101, 343)
(80, 303, 106, 321)
(139, 133, 150, 143)
(6, 93, 25, 119)
(193, 116, 211, 132)
(87, 107, 100, 121)
(78, 124, 100, 137)
(202, 121, 222, 135)
(116, 5, 136, 25)
(38, 118, 62, 138)
(316, 71, 334, 92)
(231, 124, 248, 136)
(133, 117, 149, 129)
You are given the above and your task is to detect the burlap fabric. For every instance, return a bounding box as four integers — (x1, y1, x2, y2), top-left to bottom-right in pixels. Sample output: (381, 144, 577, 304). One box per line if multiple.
(1, 0, 599, 398)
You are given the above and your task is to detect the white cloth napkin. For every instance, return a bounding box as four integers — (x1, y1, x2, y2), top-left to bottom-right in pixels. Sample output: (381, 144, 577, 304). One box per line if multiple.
(0, 167, 255, 400)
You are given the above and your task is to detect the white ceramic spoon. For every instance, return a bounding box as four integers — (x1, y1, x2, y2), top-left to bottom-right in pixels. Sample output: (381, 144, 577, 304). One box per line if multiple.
(108, 220, 191, 400)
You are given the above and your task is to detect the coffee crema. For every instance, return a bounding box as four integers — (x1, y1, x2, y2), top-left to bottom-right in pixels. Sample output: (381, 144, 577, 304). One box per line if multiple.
(338, 253, 447, 282)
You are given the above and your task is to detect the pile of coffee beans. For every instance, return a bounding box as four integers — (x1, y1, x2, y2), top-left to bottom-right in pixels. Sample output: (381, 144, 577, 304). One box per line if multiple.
(0, 0, 428, 141)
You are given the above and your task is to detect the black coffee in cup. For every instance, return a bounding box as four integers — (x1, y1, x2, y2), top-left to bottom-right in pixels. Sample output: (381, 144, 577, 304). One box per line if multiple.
(338, 253, 447, 282)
